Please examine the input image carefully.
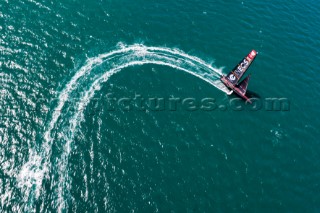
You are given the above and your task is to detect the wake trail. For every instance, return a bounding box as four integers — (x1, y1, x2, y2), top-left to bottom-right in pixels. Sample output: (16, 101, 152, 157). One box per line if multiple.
(17, 43, 228, 212)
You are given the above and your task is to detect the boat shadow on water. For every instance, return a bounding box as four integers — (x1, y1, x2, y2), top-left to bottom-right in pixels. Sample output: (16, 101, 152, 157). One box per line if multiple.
(246, 90, 261, 99)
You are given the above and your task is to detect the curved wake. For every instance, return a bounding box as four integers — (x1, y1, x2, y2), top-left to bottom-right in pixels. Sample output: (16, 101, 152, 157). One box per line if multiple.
(18, 44, 228, 211)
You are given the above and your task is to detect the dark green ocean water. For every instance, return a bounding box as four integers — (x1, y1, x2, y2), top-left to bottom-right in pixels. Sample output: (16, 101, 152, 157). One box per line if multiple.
(1, 0, 320, 212)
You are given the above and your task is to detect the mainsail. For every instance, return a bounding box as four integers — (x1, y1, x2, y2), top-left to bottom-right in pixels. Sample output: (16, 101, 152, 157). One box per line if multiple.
(226, 50, 257, 85)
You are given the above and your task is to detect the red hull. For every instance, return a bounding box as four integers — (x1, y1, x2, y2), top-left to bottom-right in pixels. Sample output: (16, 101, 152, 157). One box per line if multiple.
(221, 76, 252, 104)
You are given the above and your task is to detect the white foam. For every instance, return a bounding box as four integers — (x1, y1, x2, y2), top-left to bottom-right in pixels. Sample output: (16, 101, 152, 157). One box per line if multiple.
(18, 44, 228, 212)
